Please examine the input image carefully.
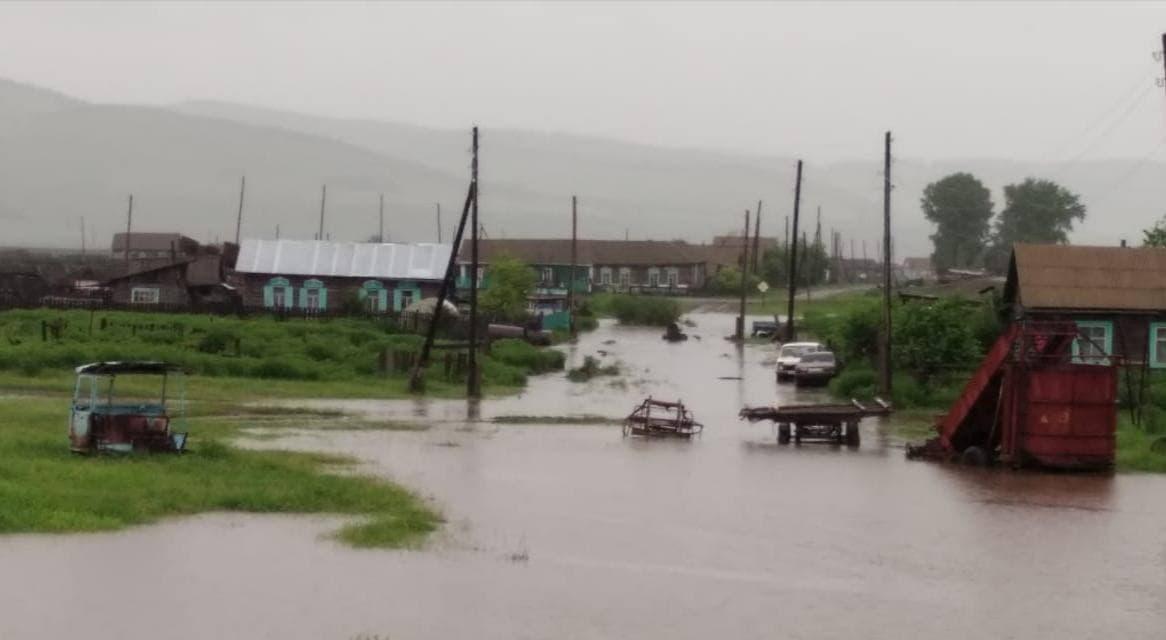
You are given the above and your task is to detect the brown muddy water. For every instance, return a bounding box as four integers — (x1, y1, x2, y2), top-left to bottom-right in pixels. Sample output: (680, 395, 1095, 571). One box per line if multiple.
(3, 313, 1166, 639)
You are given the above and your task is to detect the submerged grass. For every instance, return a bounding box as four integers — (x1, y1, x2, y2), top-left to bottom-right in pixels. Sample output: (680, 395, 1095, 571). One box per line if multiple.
(1116, 418, 1166, 473)
(0, 396, 440, 547)
(491, 414, 621, 425)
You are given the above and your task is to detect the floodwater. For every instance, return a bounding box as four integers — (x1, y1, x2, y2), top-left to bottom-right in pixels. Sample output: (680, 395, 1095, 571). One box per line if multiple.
(3, 313, 1166, 639)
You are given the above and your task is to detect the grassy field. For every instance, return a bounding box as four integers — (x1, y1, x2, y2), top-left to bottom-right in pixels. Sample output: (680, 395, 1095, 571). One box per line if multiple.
(0, 395, 440, 547)
(0, 308, 563, 393)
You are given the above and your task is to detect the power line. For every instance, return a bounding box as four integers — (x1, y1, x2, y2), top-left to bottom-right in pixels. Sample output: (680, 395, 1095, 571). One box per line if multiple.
(1051, 82, 1157, 180)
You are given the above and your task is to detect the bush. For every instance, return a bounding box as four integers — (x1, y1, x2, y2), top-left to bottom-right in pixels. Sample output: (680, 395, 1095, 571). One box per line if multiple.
(567, 355, 620, 382)
(607, 295, 680, 326)
(828, 365, 877, 399)
(197, 328, 237, 354)
(490, 338, 565, 373)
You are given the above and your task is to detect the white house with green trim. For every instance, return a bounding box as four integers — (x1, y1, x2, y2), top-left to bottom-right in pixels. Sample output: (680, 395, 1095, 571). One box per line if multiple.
(233, 239, 451, 313)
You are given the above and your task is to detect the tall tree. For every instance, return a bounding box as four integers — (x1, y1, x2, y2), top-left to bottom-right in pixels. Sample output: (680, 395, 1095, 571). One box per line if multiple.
(994, 178, 1086, 246)
(920, 173, 994, 271)
(479, 254, 535, 321)
(1143, 214, 1166, 247)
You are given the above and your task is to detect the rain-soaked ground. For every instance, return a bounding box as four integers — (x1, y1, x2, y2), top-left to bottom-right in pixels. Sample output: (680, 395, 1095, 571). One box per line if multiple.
(3, 312, 1166, 639)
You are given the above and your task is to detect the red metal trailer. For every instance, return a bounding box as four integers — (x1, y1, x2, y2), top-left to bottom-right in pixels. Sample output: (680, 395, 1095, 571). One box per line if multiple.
(908, 321, 1117, 469)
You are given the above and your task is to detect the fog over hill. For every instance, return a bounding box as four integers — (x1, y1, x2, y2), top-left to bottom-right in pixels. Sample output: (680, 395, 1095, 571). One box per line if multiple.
(3, 76, 1164, 259)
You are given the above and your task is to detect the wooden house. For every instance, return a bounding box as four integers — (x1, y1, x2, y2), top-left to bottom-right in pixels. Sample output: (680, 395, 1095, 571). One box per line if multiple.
(233, 239, 450, 313)
(105, 255, 227, 307)
(1003, 243, 1166, 366)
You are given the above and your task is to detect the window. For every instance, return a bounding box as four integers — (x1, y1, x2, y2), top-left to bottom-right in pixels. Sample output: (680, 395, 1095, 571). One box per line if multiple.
(272, 287, 287, 308)
(399, 289, 415, 309)
(305, 288, 321, 311)
(300, 279, 327, 311)
(541, 267, 554, 285)
(666, 268, 679, 288)
(648, 268, 660, 287)
(1072, 320, 1112, 365)
(600, 267, 613, 286)
(618, 268, 631, 288)
(131, 287, 160, 304)
(1150, 323, 1166, 368)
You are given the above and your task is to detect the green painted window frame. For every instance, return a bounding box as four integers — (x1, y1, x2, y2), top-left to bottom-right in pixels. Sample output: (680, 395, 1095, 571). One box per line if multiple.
(300, 278, 327, 311)
(1071, 320, 1113, 365)
(263, 277, 293, 310)
(393, 281, 422, 312)
(1150, 322, 1166, 369)
(358, 280, 388, 313)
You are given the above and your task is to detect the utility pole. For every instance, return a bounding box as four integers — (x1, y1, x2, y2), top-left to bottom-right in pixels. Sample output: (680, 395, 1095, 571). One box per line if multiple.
(736, 209, 751, 342)
(751, 199, 763, 274)
(317, 184, 327, 241)
(802, 231, 811, 301)
(411, 182, 476, 393)
(468, 126, 481, 398)
(378, 193, 385, 243)
(234, 176, 246, 246)
(880, 131, 894, 397)
(784, 216, 789, 252)
(275, 224, 280, 240)
(436, 202, 442, 243)
(124, 194, 133, 266)
(80, 217, 86, 260)
(784, 161, 803, 342)
(569, 195, 578, 338)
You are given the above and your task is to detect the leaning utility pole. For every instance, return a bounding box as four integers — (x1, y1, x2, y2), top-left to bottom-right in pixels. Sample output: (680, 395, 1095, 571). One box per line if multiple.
(569, 195, 579, 338)
(468, 126, 481, 398)
(751, 200, 763, 274)
(410, 183, 476, 393)
(317, 184, 327, 241)
(784, 216, 790, 252)
(784, 161, 803, 342)
(124, 194, 134, 266)
(736, 209, 751, 342)
(378, 194, 385, 243)
(234, 176, 246, 246)
(880, 131, 894, 396)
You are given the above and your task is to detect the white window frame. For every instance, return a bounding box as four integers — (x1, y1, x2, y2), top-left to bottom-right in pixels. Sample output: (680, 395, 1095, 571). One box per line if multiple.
(541, 267, 554, 284)
(272, 287, 287, 309)
(130, 287, 160, 304)
(618, 268, 631, 288)
(666, 268, 679, 288)
(648, 268, 660, 287)
(600, 267, 613, 286)
(1072, 320, 1112, 365)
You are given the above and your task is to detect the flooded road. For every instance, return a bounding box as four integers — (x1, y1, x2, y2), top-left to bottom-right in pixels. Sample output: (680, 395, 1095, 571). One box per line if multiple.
(3, 313, 1166, 639)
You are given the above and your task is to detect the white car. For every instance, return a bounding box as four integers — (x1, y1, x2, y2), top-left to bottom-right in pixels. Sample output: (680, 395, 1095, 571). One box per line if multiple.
(776, 342, 824, 381)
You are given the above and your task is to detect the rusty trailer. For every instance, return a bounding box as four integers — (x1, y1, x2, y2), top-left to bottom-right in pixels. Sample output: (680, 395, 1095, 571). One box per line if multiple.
(624, 397, 703, 438)
(739, 399, 890, 446)
(907, 320, 1118, 469)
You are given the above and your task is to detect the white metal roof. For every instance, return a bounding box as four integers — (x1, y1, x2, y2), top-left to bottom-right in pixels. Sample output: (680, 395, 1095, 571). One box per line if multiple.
(235, 239, 452, 281)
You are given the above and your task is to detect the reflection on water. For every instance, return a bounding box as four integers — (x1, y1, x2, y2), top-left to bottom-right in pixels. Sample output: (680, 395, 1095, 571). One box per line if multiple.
(2, 313, 1165, 639)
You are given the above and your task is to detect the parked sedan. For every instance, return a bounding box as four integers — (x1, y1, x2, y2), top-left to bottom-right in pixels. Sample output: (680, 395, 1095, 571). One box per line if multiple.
(776, 342, 823, 381)
(794, 351, 838, 387)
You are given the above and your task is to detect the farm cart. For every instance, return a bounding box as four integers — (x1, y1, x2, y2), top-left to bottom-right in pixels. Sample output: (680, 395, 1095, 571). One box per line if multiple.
(624, 397, 703, 438)
(739, 399, 891, 446)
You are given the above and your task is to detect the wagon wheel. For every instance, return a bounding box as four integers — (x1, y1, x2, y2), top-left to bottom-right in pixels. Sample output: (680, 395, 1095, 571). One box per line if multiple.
(844, 421, 860, 447)
(777, 422, 791, 445)
(960, 446, 990, 467)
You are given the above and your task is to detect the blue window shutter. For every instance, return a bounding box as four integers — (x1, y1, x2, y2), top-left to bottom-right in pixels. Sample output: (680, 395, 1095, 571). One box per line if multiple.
(378, 289, 388, 312)
(263, 284, 274, 308)
(318, 286, 328, 310)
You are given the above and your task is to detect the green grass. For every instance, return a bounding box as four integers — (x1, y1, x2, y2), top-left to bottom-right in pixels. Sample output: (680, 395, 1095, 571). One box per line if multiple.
(0, 308, 550, 394)
(1116, 416, 1166, 473)
(0, 396, 440, 547)
(749, 289, 881, 319)
(585, 293, 680, 326)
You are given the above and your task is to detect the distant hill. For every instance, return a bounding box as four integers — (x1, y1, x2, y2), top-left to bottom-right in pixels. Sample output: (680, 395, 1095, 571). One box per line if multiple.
(2, 76, 1163, 258)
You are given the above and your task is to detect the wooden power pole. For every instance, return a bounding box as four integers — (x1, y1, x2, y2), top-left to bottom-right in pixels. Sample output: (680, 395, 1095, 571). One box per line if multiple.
(436, 202, 442, 243)
(784, 161, 803, 342)
(569, 195, 578, 338)
(736, 209, 750, 342)
(378, 193, 385, 243)
(751, 199, 763, 274)
(234, 176, 246, 246)
(880, 131, 894, 396)
(317, 185, 327, 241)
(124, 194, 134, 266)
(468, 126, 481, 398)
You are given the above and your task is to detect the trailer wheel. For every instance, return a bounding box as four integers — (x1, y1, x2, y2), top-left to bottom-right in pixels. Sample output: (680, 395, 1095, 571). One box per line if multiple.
(960, 446, 990, 467)
(778, 423, 791, 444)
(845, 421, 860, 447)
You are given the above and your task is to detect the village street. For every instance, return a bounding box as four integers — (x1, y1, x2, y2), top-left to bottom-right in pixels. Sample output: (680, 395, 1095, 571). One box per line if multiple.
(1, 311, 1163, 640)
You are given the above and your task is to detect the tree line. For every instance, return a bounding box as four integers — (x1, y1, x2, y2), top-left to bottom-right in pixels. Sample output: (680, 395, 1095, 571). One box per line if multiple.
(922, 174, 1086, 273)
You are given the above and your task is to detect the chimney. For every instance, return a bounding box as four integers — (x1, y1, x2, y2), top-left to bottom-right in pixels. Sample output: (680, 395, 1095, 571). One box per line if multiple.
(1121, 239, 1128, 248)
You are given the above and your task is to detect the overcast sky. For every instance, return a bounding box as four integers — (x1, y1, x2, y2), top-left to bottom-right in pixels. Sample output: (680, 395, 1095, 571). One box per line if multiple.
(0, 1, 1163, 163)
